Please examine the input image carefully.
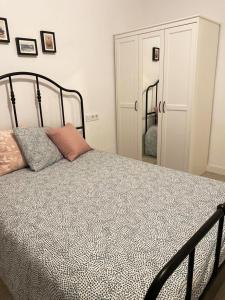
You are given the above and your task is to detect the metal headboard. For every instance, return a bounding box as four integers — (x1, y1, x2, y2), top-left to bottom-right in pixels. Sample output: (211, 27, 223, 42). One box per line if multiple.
(145, 80, 159, 134)
(0, 71, 85, 138)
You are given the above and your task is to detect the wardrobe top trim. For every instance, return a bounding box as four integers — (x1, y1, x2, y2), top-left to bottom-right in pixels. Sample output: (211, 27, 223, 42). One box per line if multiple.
(114, 15, 220, 39)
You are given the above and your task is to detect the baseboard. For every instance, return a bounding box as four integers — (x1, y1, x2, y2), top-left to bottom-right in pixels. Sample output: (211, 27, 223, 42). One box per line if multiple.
(207, 164, 225, 176)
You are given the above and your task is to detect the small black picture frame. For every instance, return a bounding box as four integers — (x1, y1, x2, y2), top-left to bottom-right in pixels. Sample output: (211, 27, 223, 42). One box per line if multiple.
(152, 47, 160, 61)
(0, 17, 10, 43)
(15, 38, 38, 56)
(40, 31, 56, 53)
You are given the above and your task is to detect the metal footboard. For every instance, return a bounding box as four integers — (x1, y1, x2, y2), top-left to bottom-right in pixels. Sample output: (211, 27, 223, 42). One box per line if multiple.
(145, 203, 225, 300)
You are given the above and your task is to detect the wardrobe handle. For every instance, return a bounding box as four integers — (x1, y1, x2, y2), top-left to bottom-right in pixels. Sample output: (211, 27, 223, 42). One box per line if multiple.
(134, 100, 138, 111)
(163, 101, 166, 113)
(158, 101, 162, 113)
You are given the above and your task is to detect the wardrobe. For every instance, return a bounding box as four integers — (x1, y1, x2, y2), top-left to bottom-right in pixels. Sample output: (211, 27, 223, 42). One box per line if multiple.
(115, 16, 220, 175)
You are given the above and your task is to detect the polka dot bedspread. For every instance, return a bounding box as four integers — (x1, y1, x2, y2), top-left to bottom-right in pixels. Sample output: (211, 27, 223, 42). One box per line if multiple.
(0, 150, 225, 299)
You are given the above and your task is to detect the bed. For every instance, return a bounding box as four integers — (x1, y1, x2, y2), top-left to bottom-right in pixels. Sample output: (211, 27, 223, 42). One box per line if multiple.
(0, 72, 225, 300)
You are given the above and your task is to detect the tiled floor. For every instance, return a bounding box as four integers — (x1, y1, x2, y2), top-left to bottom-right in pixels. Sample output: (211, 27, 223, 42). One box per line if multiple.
(202, 263, 225, 300)
(203, 171, 225, 182)
(0, 279, 12, 300)
(142, 155, 157, 164)
(1, 171, 225, 299)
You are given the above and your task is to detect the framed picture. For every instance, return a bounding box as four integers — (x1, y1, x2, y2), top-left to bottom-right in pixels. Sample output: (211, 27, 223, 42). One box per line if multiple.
(152, 47, 160, 61)
(0, 18, 10, 43)
(15, 38, 38, 56)
(40, 31, 56, 53)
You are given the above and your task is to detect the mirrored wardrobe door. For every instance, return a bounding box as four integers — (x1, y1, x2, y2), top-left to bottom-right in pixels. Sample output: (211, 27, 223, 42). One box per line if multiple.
(138, 30, 164, 165)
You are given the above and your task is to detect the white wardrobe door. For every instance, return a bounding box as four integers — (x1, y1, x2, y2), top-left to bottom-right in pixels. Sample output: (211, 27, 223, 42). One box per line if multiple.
(161, 24, 197, 171)
(138, 30, 164, 162)
(115, 36, 139, 159)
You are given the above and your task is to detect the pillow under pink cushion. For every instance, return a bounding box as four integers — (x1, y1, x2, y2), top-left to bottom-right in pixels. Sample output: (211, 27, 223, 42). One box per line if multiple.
(46, 123, 92, 161)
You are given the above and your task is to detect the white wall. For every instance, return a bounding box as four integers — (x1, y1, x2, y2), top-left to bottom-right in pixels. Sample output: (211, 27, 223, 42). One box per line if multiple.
(2, 0, 225, 172)
(0, 0, 148, 153)
(141, 0, 225, 173)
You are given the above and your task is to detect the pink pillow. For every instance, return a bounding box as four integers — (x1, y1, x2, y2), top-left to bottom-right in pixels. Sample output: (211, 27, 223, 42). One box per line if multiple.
(46, 123, 92, 161)
(0, 130, 27, 176)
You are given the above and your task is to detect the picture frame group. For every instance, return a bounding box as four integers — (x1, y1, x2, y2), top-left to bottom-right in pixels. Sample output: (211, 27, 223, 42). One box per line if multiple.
(16, 38, 38, 56)
(40, 31, 56, 53)
(0, 17, 57, 56)
(152, 47, 160, 61)
(0, 17, 10, 43)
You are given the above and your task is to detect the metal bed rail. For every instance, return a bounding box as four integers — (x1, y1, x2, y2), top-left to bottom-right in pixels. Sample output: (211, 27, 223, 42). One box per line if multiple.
(0, 71, 85, 138)
(145, 203, 225, 300)
(145, 80, 159, 134)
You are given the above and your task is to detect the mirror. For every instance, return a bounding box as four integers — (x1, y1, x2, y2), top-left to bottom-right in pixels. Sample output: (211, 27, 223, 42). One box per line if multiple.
(142, 80, 159, 165)
(141, 35, 160, 165)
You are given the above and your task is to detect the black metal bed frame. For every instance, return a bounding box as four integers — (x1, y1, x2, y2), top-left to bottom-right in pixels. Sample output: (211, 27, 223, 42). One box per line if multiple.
(1, 72, 225, 299)
(0, 71, 85, 138)
(145, 80, 159, 134)
(145, 203, 225, 299)
(144, 84, 225, 299)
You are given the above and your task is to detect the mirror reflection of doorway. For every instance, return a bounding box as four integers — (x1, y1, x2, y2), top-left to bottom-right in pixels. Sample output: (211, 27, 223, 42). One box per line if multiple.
(142, 81, 159, 165)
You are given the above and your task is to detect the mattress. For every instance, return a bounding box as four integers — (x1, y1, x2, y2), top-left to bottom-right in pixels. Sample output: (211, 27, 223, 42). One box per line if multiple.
(0, 150, 225, 300)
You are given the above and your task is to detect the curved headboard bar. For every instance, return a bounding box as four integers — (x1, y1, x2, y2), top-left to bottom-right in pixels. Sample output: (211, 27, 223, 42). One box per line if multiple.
(0, 71, 85, 138)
